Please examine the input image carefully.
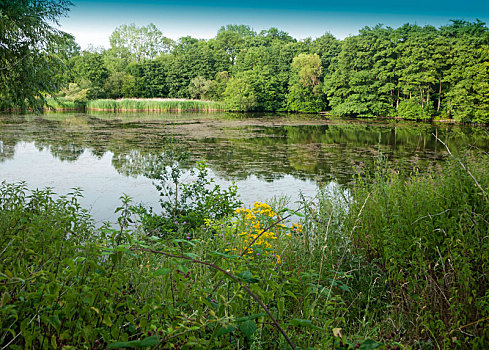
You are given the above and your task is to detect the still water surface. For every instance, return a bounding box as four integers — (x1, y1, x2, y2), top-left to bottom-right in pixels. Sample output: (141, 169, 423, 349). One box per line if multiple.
(1, 112, 488, 223)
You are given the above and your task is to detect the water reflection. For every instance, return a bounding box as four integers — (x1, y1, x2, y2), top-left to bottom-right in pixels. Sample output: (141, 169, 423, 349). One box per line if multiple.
(1, 112, 488, 222)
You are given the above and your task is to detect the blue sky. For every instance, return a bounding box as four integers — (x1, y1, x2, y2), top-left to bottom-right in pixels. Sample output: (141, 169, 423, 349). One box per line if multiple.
(59, 0, 489, 49)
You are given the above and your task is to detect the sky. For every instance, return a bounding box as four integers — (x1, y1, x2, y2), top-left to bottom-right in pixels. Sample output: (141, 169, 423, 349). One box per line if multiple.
(59, 0, 489, 49)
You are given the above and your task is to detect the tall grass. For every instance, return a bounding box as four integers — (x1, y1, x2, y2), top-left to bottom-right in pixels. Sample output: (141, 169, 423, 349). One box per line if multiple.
(343, 153, 489, 348)
(86, 99, 226, 112)
(44, 97, 84, 111)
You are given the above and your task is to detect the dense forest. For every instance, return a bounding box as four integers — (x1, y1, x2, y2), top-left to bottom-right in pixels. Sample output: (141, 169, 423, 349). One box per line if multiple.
(52, 21, 489, 123)
(1, 0, 489, 122)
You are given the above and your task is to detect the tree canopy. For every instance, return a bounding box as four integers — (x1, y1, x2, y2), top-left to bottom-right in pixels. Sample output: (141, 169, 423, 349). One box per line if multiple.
(2, 13, 489, 123)
(0, 0, 76, 111)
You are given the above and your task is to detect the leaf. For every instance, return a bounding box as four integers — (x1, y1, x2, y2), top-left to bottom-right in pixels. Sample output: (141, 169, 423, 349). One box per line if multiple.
(333, 327, 343, 338)
(278, 297, 285, 316)
(176, 264, 189, 274)
(285, 290, 298, 301)
(50, 335, 57, 349)
(236, 313, 266, 322)
(139, 336, 160, 347)
(288, 318, 322, 331)
(183, 252, 199, 259)
(216, 325, 236, 337)
(107, 341, 139, 348)
(359, 339, 382, 350)
(172, 239, 196, 247)
(102, 314, 112, 327)
(48, 315, 61, 331)
(239, 320, 257, 339)
(237, 271, 260, 283)
(107, 336, 159, 348)
(210, 251, 239, 259)
(153, 268, 171, 277)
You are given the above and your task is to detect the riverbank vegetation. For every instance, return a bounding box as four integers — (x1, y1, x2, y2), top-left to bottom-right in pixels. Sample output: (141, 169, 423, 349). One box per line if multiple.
(1, 149, 488, 349)
(48, 21, 489, 123)
(2, 1, 489, 122)
(85, 99, 225, 112)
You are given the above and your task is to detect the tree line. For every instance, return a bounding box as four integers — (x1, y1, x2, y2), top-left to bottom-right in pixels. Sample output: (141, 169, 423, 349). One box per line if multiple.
(1, 2, 488, 122)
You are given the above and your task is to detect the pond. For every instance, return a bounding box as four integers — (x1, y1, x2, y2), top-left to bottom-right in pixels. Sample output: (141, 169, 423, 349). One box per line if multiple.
(1, 112, 488, 224)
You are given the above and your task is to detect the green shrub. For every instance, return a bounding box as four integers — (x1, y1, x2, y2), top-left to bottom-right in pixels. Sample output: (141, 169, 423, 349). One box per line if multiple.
(397, 99, 433, 120)
(139, 137, 241, 236)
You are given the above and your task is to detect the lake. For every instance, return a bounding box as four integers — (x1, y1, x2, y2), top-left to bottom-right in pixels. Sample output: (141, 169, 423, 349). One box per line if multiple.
(1, 112, 488, 224)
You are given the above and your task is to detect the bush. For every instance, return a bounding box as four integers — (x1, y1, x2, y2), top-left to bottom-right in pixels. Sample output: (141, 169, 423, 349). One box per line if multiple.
(397, 99, 433, 120)
(139, 138, 242, 237)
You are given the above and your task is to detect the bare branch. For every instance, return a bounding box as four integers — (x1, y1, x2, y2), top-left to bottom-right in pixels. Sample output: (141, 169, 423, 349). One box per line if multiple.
(432, 133, 488, 202)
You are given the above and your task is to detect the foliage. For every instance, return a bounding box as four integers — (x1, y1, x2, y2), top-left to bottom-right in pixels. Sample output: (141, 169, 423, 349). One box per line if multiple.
(223, 72, 258, 111)
(140, 139, 241, 236)
(346, 153, 489, 347)
(223, 68, 283, 111)
(397, 99, 432, 120)
(16, 18, 483, 120)
(188, 76, 216, 100)
(2, 150, 489, 348)
(286, 53, 325, 113)
(0, 0, 76, 112)
(44, 96, 84, 111)
(70, 49, 109, 99)
(109, 23, 173, 61)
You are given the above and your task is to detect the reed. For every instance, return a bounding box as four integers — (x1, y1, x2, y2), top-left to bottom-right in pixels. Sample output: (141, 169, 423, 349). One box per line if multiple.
(44, 97, 84, 111)
(86, 98, 226, 112)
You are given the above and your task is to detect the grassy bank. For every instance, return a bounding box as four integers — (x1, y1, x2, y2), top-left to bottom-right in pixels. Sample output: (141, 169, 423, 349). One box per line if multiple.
(44, 97, 85, 111)
(1, 152, 488, 349)
(86, 98, 226, 112)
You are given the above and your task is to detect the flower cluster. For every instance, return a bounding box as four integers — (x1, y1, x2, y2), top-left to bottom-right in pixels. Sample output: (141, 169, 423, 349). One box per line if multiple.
(233, 202, 287, 264)
(208, 202, 302, 265)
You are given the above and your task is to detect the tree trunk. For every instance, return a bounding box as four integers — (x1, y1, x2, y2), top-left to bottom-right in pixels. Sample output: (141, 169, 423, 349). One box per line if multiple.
(437, 78, 442, 112)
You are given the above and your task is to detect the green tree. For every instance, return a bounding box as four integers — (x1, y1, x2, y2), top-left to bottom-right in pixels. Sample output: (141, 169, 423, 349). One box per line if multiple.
(325, 25, 396, 117)
(286, 53, 325, 112)
(223, 67, 281, 111)
(188, 76, 215, 100)
(166, 39, 221, 98)
(104, 71, 136, 98)
(216, 25, 256, 65)
(70, 48, 109, 99)
(0, 0, 75, 111)
(126, 57, 169, 98)
(443, 21, 489, 122)
(396, 25, 438, 116)
(223, 72, 258, 111)
(109, 23, 173, 61)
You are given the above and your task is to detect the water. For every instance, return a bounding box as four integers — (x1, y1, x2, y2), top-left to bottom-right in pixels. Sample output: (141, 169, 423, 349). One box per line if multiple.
(1, 112, 488, 223)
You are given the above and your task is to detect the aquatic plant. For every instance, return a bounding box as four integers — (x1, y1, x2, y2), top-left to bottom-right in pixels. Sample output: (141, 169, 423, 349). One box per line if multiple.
(86, 98, 226, 112)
